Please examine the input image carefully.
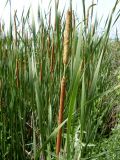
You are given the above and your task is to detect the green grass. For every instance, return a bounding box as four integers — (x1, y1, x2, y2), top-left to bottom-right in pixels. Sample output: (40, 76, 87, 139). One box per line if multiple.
(0, 0, 120, 159)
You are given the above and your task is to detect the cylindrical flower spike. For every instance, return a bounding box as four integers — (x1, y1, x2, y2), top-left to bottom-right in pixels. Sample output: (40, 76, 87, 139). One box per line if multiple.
(56, 76, 66, 156)
(63, 10, 71, 65)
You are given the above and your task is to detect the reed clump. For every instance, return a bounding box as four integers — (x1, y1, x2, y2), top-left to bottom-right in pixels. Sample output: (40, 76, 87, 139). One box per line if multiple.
(0, 0, 120, 160)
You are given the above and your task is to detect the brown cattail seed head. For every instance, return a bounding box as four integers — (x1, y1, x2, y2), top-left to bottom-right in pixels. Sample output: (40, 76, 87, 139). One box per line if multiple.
(63, 10, 71, 65)
(58, 76, 66, 125)
(56, 76, 66, 155)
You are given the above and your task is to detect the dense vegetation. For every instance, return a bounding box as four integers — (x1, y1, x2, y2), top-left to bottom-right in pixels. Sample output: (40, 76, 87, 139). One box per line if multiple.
(0, 0, 120, 159)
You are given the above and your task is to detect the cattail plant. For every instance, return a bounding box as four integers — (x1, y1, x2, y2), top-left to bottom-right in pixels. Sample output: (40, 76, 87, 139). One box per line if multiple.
(56, 10, 71, 156)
